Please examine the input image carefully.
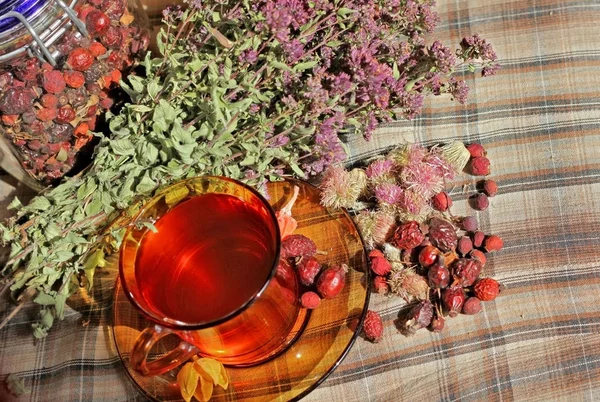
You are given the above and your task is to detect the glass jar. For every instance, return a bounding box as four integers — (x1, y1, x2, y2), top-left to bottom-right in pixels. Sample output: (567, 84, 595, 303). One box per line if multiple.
(0, 0, 149, 190)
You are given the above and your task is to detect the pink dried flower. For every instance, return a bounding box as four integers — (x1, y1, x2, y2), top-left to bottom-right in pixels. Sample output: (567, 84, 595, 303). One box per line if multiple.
(354, 209, 396, 249)
(320, 166, 366, 209)
(424, 149, 456, 180)
(397, 188, 428, 216)
(401, 160, 445, 199)
(374, 183, 404, 205)
(366, 159, 397, 179)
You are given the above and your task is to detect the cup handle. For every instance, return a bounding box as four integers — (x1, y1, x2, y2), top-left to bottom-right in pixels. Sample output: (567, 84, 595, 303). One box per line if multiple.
(130, 324, 199, 376)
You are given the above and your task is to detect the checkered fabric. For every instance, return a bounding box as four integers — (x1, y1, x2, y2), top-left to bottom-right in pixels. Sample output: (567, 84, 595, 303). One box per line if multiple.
(2, 0, 600, 400)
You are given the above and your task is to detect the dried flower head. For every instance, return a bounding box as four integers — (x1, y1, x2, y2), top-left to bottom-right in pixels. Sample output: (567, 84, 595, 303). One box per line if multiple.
(388, 266, 429, 301)
(320, 166, 367, 209)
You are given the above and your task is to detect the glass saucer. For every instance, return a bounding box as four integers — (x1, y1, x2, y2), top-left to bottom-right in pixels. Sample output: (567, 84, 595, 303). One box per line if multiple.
(111, 178, 370, 401)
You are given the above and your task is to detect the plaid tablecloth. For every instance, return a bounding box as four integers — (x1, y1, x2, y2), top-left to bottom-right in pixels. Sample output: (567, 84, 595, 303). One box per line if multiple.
(2, 0, 600, 400)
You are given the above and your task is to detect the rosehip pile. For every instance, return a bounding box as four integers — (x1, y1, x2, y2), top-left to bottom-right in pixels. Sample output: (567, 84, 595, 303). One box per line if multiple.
(366, 142, 505, 339)
(279, 234, 349, 310)
(0, 0, 149, 183)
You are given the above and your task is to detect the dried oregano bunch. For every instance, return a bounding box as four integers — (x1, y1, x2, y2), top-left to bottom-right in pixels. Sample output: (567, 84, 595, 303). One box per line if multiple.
(0, 0, 498, 337)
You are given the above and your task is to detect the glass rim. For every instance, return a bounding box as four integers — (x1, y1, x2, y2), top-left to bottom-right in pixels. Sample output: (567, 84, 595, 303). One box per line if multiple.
(118, 175, 282, 331)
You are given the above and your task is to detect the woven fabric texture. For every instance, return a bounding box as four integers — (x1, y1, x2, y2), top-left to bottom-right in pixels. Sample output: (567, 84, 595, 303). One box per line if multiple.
(2, 0, 600, 401)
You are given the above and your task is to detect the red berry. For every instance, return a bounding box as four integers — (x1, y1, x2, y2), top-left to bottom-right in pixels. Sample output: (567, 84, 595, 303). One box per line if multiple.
(428, 217, 458, 252)
(404, 300, 434, 334)
(89, 41, 107, 57)
(36, 107, 58, 122)
(86, 10, 111, 36)
(41, 93, 58, 108)
(56, 106, 76, 124)
(429, 314, 445, 333)
(441, 286, 465, 317)
(469, 156, 491, 176)
(67, 48, 94, 71)
(373, 275, 389, 294)
(42, 70, 66, 94)
(457, 236, 473, 256)
(472, 231, 485, 248)
(296, 256, 322, 286)
(474, 278, 501, 301)
(368, 250, 392, 276)
(469, 249, 487, 267)
(431, 191, 452, 212)
(64, 70, 85, 89)
(428, 261, 450, 289)
(467, 143, 487, 158)
(418, 245, 440, 267)
(316, 264, 348, 299)
(102, 25, 122, 48)
(460, 216, 478, 232)
(392, 221, 425, 250)
(363, 310, 384, 343)
(462, 297, 482, 315)
(281, 234, 317, 259)
(452, 258, 482, 287)
(484, 235, 504, 252)
(482, 179, 498, 197)
(471, 193, 489, 211)
(300, 291, 321, 309)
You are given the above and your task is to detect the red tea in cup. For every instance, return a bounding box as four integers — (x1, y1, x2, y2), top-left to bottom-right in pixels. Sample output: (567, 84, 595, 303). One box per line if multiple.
(135, 193, 276, 324)
(120, 177, 307, 375)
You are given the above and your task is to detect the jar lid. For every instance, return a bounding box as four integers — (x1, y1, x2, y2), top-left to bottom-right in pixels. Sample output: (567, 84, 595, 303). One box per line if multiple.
(0, 0, 47, 32)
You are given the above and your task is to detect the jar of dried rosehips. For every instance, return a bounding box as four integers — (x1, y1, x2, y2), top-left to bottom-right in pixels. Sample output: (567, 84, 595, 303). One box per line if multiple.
(0, 0, 149, 190)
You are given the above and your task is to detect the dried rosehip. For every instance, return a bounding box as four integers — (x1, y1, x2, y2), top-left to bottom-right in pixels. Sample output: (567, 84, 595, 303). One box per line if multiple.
(404, 300, 433, 334)
(110, 69, 122, 83)
(1, 114, 18, 126)
(467, 143, 487, 158)
(428, 217, 458, 252)
(373, 276, 389, 294)
(452, 258, 482, 286)
(368, 249, 392, 276)
(41, 93, 58, 108)
(102, 26, 122, 48)
(418, 245, 440, 267)
(56, 106, 76, 124)
(482, 179, 498, 197)
(457, 236, 473, 256)
(89, 41, 107, 57)
(36, 107, 58, 122)
(474, 278, 501, 301)
(431, 191, 452, 211)
(275, 259, 298, 305)
(42, 70, 66, 93)
(300, 291, 321, 309)
(64, 70, 85, 88)
(67, 48, 94, 71)
(15, 58, 39, 81)
(460, 216, 478, 232)
(469, 156, 491, 176)
(441, 286, 465, 317)
(429, 313, 445, 332)
(86, 10, 111, 36)
(471, 193, 489, 211)
(281, 234, 317, 259)
(462, 297, 482, 315)
(472, 231, 485, 248)
(428, 261, 450, 289)
(99, 97, 114, 110)
(393, 221, 425, 250)
(484, 235, 504, 252)
(74, 122, 90, 137)
(296, 256, 322, 286)
(0, 71, 13, 90)
(0, 87, 35, 114)
(363, 310, 384, 343)
(316, 264, 347, 299)
(469, 249, 487, 266)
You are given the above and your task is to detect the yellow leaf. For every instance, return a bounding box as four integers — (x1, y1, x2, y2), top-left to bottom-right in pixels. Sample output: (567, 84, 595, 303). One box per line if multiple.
(177, 363, 199, 402)
(218, 363, 229, 390)
(193, 375, 214, 402)
(192, 358, 222, 385)
(193, 357, 228, 389)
